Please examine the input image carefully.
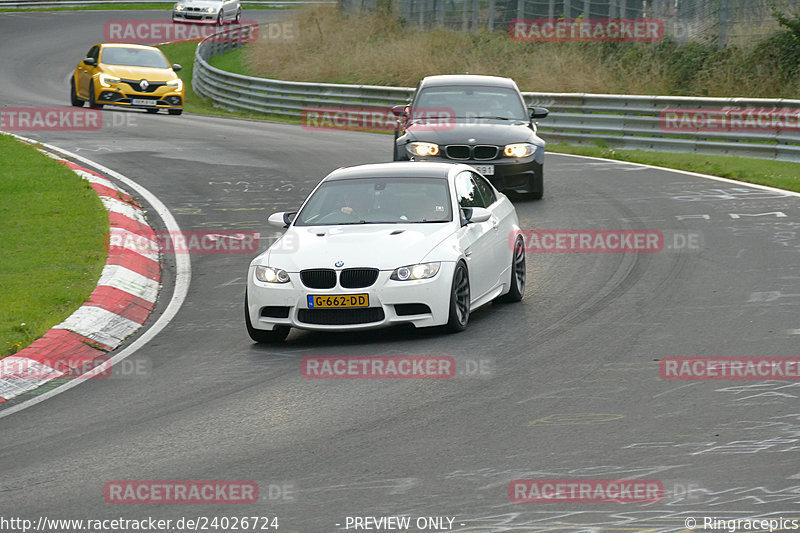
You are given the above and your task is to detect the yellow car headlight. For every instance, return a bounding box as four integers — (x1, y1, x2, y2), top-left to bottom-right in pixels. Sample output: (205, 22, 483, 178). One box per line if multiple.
(99, 73, 120, 87)
(503, 143, 536, 158)
(167, 79, 183, 92)
(407, 142, 439, 157)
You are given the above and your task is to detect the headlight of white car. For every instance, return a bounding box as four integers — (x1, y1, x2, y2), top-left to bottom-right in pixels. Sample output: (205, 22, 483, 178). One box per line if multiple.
(391, 262, 441, 281)
(255, 266, 290, 283)
(99, 73, 120, 87)
(174, 4, 185, 10)
(503, 143, 536, 158)
(407, 142, 439, 157)
(166, 79, 183, 91)
(206, 6, 216, 12)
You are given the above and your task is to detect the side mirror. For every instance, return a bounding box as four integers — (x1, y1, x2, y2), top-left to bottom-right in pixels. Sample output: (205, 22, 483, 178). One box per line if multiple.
(83, 57, 97, 66)
(391, 104, 409, 117)
(268, 211, 296, 228)
(461, 206, 491, 225)
(468, 207, 492, 223)
(529, 106, 549, 120)
(172, 64, 182, 72)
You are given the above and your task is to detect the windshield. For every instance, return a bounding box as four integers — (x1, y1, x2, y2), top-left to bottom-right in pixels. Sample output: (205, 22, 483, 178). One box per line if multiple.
(101, 47, 170, 68)
(413, 85, 527, 121)
(295, 177, 452, 226)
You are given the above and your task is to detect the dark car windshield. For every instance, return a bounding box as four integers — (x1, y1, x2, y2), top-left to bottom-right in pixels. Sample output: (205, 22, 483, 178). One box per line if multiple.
(101, 47, 170, 68)
(412, 85, 527, 121)
(295, 177, 452, 226)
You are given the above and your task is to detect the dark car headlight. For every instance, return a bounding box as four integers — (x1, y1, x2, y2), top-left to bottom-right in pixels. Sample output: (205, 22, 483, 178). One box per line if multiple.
(503, 143, 536, 158)
(407, 142, 439, 157)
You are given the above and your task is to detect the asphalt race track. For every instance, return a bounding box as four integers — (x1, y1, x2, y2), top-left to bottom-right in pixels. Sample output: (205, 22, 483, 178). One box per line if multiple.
(2, 10, 800, 533)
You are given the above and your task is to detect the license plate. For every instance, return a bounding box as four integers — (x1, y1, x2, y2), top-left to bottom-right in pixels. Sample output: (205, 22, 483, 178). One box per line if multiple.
(471, 165, 494, 175)
(308, 294, 369, 308)
(132, 99, 157, 106)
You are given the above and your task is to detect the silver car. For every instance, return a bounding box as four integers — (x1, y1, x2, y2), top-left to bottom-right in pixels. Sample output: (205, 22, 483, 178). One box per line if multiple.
(172, 0, 242, 24)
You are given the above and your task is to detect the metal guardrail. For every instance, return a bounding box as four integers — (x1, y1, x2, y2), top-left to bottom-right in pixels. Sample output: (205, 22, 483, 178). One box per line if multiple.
(0, 0, 333, 7)
(194, 25, 800, 162)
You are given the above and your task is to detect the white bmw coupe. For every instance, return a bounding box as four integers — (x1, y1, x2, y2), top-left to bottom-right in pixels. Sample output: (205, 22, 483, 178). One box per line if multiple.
(245, 162, 527, 343)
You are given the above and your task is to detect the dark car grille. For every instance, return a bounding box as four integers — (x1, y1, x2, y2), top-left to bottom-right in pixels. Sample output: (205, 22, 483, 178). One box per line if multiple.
(297, 308, 385, 325)
(444, 144, 500, 161)
(445, 145, 471, 159)
(300, 269, 336, 289)
(473, 145, 499, 160)
(340, 268, 379, 289)
(121, 79, 166, 93)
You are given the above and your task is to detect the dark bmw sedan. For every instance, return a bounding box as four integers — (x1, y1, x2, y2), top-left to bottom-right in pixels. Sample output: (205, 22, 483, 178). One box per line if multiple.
(393, 75, 548, 199)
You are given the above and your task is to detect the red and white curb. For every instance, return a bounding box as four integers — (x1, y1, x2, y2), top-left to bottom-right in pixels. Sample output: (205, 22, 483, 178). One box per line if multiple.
(0, 149, 161, 403)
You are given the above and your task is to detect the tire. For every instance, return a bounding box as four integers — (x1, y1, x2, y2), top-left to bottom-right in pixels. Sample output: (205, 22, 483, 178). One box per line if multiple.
(217, 12, 224, 25)
(234, 7, 241, 23)
(146, 108, 159, 114)
(245, 291, 290, 343)
(499, 235, 526, 302)
(70, 79, 84, 107)
(168, 109, 183, 116)
(88, 84, 103, 109)
(445, 261, 470, 332)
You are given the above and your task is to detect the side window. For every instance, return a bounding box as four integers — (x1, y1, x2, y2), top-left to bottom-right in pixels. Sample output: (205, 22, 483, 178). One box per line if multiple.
(88, 46, 100, 62)
(472, 173, 497, 206)
(455, 172, 485, 208)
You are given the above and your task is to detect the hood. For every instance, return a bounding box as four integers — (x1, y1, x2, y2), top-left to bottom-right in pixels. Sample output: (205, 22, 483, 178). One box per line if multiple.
(405, 120, 538, 146)
(263, 223, 456, 272)
(100, 65, 177, 82)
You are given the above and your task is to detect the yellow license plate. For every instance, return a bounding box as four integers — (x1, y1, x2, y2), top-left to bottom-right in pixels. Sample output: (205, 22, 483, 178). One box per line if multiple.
(308, 294, 369, 308)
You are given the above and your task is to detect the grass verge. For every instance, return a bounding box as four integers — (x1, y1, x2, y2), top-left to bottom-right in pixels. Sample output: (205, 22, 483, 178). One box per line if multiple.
(0, 135, 108, 357)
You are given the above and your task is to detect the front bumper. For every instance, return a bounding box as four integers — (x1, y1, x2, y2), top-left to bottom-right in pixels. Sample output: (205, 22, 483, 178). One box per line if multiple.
(246, 263, 456, 332)
(172, 11, 219, 22)
(397, 150, 544, 195)
(94, 81, 183, 110)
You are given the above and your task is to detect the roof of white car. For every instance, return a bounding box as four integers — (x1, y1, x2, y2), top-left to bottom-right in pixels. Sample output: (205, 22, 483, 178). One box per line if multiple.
(326, 162, 470, 181)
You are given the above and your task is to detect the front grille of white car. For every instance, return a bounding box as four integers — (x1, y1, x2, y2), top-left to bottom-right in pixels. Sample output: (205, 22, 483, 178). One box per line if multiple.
(300, 269, 336, 289)
(301, 268, 379, 289)
(339, 268, 379, 288)
(298, 308, 385, 325)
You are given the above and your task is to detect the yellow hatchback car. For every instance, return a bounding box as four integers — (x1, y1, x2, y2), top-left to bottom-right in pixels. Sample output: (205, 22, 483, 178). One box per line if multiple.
(70, 43, 184, 115)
